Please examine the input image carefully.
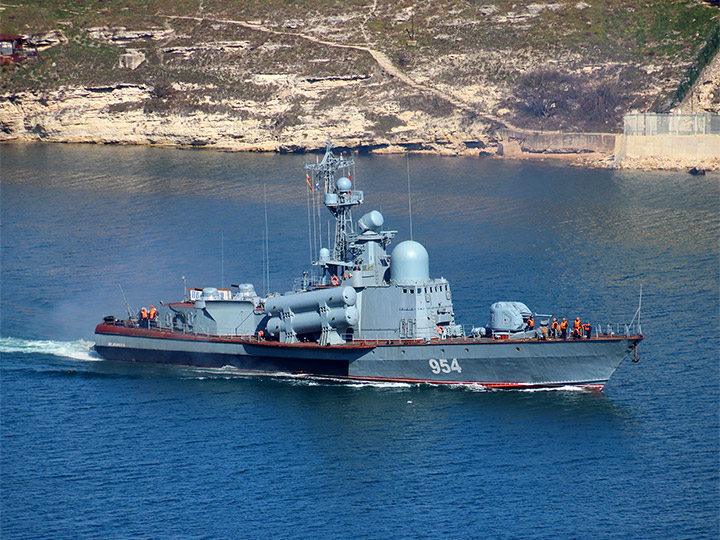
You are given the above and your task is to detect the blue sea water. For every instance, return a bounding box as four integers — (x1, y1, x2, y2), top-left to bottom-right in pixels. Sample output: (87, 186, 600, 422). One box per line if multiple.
(1, 143, 718, 539)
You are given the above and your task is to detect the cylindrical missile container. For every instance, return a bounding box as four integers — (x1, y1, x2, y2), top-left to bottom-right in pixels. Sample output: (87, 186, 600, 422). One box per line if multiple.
(265, 305, 359, 338)
(265, 286, 356, 315)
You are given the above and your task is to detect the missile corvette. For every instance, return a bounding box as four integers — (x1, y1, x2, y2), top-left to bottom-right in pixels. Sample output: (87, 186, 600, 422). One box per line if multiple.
(95, 141, 643, 390)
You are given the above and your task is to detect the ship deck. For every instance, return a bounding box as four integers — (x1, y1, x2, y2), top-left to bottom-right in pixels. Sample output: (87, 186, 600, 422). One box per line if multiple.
(95, 322, 643, 348)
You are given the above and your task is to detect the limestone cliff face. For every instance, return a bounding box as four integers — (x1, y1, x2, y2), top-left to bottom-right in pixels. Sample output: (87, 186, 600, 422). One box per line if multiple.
(0, 82, 494, 155)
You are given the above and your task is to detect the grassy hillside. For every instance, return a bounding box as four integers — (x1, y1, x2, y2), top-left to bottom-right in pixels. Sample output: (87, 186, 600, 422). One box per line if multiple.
(1, 0, 719, 138)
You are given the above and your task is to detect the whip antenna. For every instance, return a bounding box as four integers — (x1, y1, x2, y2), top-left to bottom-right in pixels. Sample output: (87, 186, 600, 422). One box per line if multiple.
(263, 184, 270, 296)
(118, 285, 135, 320)
(406, 153, 413, 241)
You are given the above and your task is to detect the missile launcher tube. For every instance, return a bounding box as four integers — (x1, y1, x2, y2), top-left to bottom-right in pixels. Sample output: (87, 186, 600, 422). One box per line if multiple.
(265, 286, 356, 315)
(266, 306, 359, 338)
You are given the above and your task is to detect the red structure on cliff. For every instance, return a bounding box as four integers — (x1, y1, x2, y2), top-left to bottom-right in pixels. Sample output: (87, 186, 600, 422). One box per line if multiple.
(0, 34, 25, 65)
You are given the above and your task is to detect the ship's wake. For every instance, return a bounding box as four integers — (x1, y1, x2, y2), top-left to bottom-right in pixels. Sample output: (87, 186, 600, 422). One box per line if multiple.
(182, 367, 416, 388)
(0, 337, 100, 362)
(181, 368, 592, 392)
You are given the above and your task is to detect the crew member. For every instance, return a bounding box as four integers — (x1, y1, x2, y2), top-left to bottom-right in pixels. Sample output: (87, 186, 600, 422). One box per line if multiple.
(573, 317, 582, 338)
(583, 323, 592, 339)
(148, 305, 157, 328)
(527, 316, 535, 332)
(551, 317, 559, 338)
(140, 307, 148, 328)
(560, 317, 568, 339)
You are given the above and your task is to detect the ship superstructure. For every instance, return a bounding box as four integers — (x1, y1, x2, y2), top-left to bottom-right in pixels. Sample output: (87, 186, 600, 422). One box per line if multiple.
(95, 141, 643, 390)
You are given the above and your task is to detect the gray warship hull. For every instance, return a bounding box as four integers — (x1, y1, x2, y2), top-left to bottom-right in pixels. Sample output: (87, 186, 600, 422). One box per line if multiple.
(94, 323, 641, 390)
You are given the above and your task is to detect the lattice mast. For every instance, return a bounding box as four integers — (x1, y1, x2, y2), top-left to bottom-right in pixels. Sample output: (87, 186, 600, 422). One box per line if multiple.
(304, 139, 362, 264)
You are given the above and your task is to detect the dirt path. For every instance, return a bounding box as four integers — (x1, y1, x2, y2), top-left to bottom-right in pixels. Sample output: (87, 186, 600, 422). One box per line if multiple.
(166, 14, 506, 125)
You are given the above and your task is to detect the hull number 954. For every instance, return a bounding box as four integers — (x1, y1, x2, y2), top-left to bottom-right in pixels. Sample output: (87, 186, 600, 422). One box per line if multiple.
(429, 358, 462, 374)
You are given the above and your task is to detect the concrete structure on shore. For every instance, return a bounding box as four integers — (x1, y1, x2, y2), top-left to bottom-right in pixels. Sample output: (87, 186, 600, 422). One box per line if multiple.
(499, 128, 616, 155)
(498, 114, 719, 170)
(614, 113, 720, 169)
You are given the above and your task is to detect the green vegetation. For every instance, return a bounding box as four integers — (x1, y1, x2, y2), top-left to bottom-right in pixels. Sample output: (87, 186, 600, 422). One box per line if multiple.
(1, 0, 718, 133)
(669, 23, 720, 110)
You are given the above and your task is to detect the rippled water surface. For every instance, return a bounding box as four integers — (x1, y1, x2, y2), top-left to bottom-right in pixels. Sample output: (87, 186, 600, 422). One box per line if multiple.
(1, 143, 718, 539)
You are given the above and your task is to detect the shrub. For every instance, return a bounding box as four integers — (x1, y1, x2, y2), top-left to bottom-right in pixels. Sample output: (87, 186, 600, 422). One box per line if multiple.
(515, 70, 578, 118)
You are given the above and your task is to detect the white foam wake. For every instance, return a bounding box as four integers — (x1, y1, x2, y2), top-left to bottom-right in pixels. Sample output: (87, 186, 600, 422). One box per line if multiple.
(0, 337, 100, 362)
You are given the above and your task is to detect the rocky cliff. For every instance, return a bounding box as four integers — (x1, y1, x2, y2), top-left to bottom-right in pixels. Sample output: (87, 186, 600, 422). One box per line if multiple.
(1, 1, 719, 157)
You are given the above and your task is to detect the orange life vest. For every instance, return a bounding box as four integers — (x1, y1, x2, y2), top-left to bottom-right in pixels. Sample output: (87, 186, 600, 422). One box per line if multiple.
(140, 308, 148, 319)
(574, 318, 581, 330)
(149, 306, 157, 319)
(551, 319, 559, 330)
(560, 320, 568, 330)
(528, 318, 535, 329)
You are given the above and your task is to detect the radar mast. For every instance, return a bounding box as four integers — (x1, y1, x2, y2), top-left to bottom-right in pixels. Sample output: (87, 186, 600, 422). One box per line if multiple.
(304, 139, 363, 265)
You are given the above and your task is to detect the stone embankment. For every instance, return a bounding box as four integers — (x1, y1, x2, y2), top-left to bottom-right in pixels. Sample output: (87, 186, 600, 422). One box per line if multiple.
(498, 125, 720, 171)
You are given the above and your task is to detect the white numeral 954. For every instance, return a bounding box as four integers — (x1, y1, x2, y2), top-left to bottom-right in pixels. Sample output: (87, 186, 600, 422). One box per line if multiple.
(429, 358, 462, 374)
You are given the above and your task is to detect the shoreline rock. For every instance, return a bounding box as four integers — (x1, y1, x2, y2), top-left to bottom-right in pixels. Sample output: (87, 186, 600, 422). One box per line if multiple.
(0, 85, 496, 156)
(2, 86, 717, 171)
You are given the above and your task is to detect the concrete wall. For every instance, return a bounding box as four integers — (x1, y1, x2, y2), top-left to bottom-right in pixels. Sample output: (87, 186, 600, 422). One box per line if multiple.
(500, 128, 615, 154)
(616, 134, 720, 159)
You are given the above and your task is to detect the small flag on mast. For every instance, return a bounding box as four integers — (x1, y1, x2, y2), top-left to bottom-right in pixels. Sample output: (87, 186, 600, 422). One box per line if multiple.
(306, 173, 312, 191)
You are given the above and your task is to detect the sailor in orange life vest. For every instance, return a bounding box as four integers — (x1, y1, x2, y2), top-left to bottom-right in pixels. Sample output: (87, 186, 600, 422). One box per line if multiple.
(583, 322, 592, 339)
(560, 317, 568, 339)
(148, 305, 157, 328)
(573, 317, 582, 338)
(551, 317, 559, 338)
(140, 307, 149, 328)
(526, 316, 534, 332)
